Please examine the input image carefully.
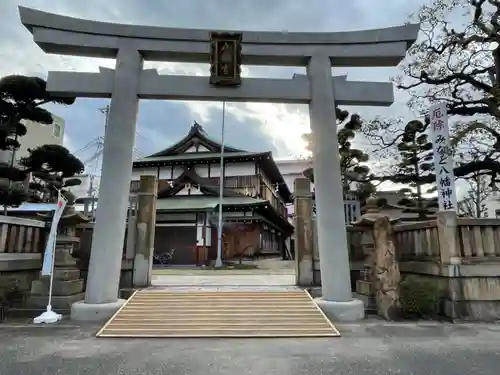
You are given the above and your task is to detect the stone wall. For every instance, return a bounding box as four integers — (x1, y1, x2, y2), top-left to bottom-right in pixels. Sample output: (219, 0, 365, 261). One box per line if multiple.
(393, 215, 500, 320)
(0, 217, 133, 312)
(350, 213, 500, 321)
(0, 216, 47, 309)
(0, 254, 42, 297)
(294, 180, 500, 321)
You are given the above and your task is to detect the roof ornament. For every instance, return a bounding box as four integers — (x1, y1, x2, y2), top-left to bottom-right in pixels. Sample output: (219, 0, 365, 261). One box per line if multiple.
(192, 121, 208, 136)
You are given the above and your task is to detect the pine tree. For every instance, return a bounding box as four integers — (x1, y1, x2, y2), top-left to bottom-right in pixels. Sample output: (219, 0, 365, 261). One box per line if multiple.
(20, 144, 84, 205)
(395, 120, 437, 219)
(0, 75, 75, 209)
(302, 107, 375, 201)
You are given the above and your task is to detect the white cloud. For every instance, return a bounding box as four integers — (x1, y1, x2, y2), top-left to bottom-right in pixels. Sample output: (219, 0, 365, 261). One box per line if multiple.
(63, 132, 75, 152)
(1, 0, 427, 159)
(227, 103, 310, 157)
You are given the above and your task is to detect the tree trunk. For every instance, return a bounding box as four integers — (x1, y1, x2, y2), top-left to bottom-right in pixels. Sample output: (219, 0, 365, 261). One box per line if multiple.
(474, 173, 481, 218)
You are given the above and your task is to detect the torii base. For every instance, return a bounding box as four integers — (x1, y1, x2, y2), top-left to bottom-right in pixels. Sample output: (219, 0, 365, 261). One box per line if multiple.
(315, 297, 365, 322)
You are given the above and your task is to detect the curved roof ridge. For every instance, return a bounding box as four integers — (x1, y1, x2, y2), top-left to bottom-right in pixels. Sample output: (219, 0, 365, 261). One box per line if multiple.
(146, 121, 245, 158)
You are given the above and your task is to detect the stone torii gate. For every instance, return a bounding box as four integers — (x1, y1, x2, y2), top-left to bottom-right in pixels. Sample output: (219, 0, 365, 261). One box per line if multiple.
(19, 6, 418, 322)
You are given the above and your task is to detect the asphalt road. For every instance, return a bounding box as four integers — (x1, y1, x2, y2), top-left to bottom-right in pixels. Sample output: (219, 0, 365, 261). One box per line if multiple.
(1, 321, 499, 374)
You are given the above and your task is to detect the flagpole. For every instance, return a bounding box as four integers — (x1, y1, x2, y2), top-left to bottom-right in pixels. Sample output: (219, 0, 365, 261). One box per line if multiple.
(215, 101, 226, 268)
(33, 191, 67, 324)
(46, 230, 57, 311)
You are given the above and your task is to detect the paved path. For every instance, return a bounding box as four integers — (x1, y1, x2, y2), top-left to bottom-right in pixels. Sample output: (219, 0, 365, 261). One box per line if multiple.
(152, 273, 296, 286)
(0, 321, 499, 374)
(152, 258, 296, 286)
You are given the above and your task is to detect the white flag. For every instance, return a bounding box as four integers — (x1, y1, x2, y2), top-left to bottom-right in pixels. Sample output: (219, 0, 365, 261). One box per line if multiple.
(41, 192, 67, 276)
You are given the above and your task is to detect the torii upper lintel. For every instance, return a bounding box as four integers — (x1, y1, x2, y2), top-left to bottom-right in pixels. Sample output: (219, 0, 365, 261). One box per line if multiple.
(18, 6, 419, 67)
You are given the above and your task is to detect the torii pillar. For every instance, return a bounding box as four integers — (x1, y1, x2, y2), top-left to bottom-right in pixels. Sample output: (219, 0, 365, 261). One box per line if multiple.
(306, 55, 365, 320)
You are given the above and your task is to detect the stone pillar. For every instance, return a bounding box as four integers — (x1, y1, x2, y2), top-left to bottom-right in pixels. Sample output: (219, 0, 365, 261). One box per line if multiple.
(355, 230, 376, 312)
(307, 55, 364, 321)
(436, 211, 461, 264)
(71, 47, 143, 321)
(293, 178, 314, 286)
(436, 211, 462, 319)
(353, 199, 378, 312)
(133, 175, 157, 287)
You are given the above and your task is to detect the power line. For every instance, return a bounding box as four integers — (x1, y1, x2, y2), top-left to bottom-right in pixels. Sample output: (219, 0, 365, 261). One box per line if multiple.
(75, 138, 100, 155)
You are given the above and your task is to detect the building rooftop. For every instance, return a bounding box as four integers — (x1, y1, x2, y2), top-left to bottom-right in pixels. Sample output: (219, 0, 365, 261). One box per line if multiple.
(133, 122, 292, 202)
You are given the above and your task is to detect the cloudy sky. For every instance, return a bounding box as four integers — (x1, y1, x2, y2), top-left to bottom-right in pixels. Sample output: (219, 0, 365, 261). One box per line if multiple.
(0, 0, 426, 167)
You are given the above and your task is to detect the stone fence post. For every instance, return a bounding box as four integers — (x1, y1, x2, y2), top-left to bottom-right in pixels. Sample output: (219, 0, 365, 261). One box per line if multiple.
(436, 211, 461, 265)
(293, 178, 314, 286)
(133, 175, 157, 287)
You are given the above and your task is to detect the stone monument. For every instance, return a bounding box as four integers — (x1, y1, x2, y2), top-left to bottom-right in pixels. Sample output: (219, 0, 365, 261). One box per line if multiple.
(352, 196, 402, 320)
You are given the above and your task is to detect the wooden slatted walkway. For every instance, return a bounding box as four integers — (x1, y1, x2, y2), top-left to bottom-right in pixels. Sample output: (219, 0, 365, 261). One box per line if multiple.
(97, 289, 340, 338)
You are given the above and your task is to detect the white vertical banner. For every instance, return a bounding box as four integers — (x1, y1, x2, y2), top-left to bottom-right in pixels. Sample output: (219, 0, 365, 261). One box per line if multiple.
(34, 191, 68, 324)
(41, 192, 67, 276)
(429, 103, 457, 211)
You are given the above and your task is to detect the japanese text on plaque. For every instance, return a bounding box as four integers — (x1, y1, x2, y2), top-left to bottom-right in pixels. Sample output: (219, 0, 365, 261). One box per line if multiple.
(430, 103, 457, 211)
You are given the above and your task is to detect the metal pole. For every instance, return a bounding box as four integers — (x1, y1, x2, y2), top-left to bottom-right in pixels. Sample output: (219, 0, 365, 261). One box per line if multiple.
(215, 102, 226, 268)
(46, 229, 57, 311)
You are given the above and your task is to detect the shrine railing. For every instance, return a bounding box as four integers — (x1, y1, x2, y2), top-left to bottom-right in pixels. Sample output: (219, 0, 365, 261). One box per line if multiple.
(382, 218, 500, 261)
(0, 216, 46, 254)
(393, 221, 440, 261)
(456, 218, 500, 258)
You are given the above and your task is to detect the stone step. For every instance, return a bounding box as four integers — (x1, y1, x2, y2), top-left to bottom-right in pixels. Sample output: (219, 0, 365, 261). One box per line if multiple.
(25, 293, 84, 310)
(54, 268, 81, 281)
(30, 279, 84, 296)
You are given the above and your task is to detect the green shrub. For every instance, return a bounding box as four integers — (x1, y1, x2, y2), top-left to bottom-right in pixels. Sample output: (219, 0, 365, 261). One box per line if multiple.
(400, 275, 441, 318)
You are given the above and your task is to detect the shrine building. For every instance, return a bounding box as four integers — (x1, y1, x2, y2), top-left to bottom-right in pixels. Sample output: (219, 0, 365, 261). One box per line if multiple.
(130, 122, 294, 266)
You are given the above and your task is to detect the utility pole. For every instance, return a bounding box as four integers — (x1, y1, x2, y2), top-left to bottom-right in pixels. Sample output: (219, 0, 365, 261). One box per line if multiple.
(89, 105, 110, 218)
(98, 105, 110, 128)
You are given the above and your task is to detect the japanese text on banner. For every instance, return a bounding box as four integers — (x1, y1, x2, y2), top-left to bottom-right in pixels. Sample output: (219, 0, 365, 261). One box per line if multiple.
(41, 193, 67, 276)
(429, 103, 457, 211)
